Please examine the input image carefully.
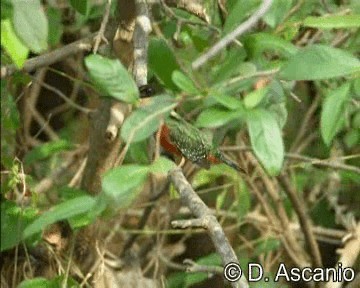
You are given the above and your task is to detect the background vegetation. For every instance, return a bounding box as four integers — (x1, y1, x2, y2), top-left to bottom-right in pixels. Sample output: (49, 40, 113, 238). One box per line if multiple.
(1, 0, 360, 287)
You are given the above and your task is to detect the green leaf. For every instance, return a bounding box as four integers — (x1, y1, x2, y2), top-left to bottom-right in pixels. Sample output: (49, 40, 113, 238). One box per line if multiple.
(184, 253, 222, 287)
(196, 107, 244, 128)
(148, 38, 180, 90)
(223, 0, 261, 34)
(303, 15, 360, 29)
(1, 201, 38, 251)
(24, 139, 74, 166)
(320, 83, 351, 146)
(102, 165, 149, 208)
(85, 54, 139, 103)
(47, 7, 63, 46)
(211, 48, 247, 82)
(244, 33, 298, 59)
(12, 0, 48, 53)
(1, 19, 29, 67)
(23, 196, 97, 239)
(210, 93, 243, 110)
(263, 0, 293, 28)
(1, 0, 13, 20)
(280, 45, 360, 80)
(18, 278, 51, 288)
(150, 157, 176, 174)
(254, 237, 281, 256)
(121, 95, 177, 143)
(69, 0, 90, 15)
(171, 70, 200, 94)
(237, 181, 250, 220)
(247, 109, 284, 175)
(244, 87, 269, 109)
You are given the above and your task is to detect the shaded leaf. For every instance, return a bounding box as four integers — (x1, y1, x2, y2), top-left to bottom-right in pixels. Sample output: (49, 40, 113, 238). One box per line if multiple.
(149, 38, 180, 90)
(280, 45, 360, 80)
(223, 0, 261, 34)
(244, 33, 298, 59)
(184, 253, 222, 287)
(102, 165, 149, 208)
(263, 0, 293, 28)
(47, 7, 63, 46)
(1, 201, 38, 251)
(85, 54, 139, 103)
(121, 95, 177, 143)
(247, 109, 284, 175)
(24, 139, 74, 165)
(321, 83, 351, 146)
(12, 0, 48, 53)
(69, 0, 90, 15)
(23, 196, 97, 239)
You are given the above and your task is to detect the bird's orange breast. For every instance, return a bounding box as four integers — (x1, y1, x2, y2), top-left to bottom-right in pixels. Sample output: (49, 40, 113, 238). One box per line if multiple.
(159, 124, 182, 156)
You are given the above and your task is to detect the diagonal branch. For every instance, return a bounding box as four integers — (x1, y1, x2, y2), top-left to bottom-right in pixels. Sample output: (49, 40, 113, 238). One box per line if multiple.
(192, 0, 273, 69)
(169, 167, 249, 288)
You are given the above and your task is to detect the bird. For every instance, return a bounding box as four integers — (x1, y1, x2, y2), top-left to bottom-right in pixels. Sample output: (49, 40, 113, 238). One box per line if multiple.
(159, 111, 246, 173)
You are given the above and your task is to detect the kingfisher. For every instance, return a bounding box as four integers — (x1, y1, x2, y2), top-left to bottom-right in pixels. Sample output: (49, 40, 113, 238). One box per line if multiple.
(159, 111, 246, 173)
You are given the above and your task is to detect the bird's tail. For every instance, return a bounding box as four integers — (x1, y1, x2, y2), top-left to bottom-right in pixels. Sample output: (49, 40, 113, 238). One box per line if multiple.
(215, 152, 247, 174)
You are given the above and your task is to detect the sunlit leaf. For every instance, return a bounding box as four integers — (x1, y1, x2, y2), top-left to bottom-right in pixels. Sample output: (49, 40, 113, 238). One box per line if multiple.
(303, 15, 360, 29)
(12, 0, 48, 53)
(280, 45, 360, 80)
(1, 19, 29, 67)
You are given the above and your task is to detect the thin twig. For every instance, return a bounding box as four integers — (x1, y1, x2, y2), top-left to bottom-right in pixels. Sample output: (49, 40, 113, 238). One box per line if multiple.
(93, 0, 112, 54)
(277, 174, 323, 268)
(31, 77, 92, 114)
(1, 34, 96, 78)
(192, 0, 273, 69)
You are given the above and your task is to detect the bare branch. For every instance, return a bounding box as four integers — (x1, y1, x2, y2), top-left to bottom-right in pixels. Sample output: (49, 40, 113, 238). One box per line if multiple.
(165, 0, 210, 23)
(192, 0, 273, 69)
(1, 34, 95, 78)
(277, 174, 323, 268)
(133, 0, 152, 86)
(168, 167, 249, 288)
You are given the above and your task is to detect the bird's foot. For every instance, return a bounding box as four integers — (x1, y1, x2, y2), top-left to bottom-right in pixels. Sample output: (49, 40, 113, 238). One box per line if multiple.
(178, 157, 186, 168)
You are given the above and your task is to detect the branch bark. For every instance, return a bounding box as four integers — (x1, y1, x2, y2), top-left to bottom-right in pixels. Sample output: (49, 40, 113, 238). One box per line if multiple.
(169, 167, 249, 288)
(1, 35, 95, 78)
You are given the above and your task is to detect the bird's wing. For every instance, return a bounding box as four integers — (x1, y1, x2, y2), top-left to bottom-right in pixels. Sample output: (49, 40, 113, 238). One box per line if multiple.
(166, 117, 209, 165)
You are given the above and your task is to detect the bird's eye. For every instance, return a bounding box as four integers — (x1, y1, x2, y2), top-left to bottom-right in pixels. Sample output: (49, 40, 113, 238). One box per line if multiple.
(139, 85, 155, 98)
